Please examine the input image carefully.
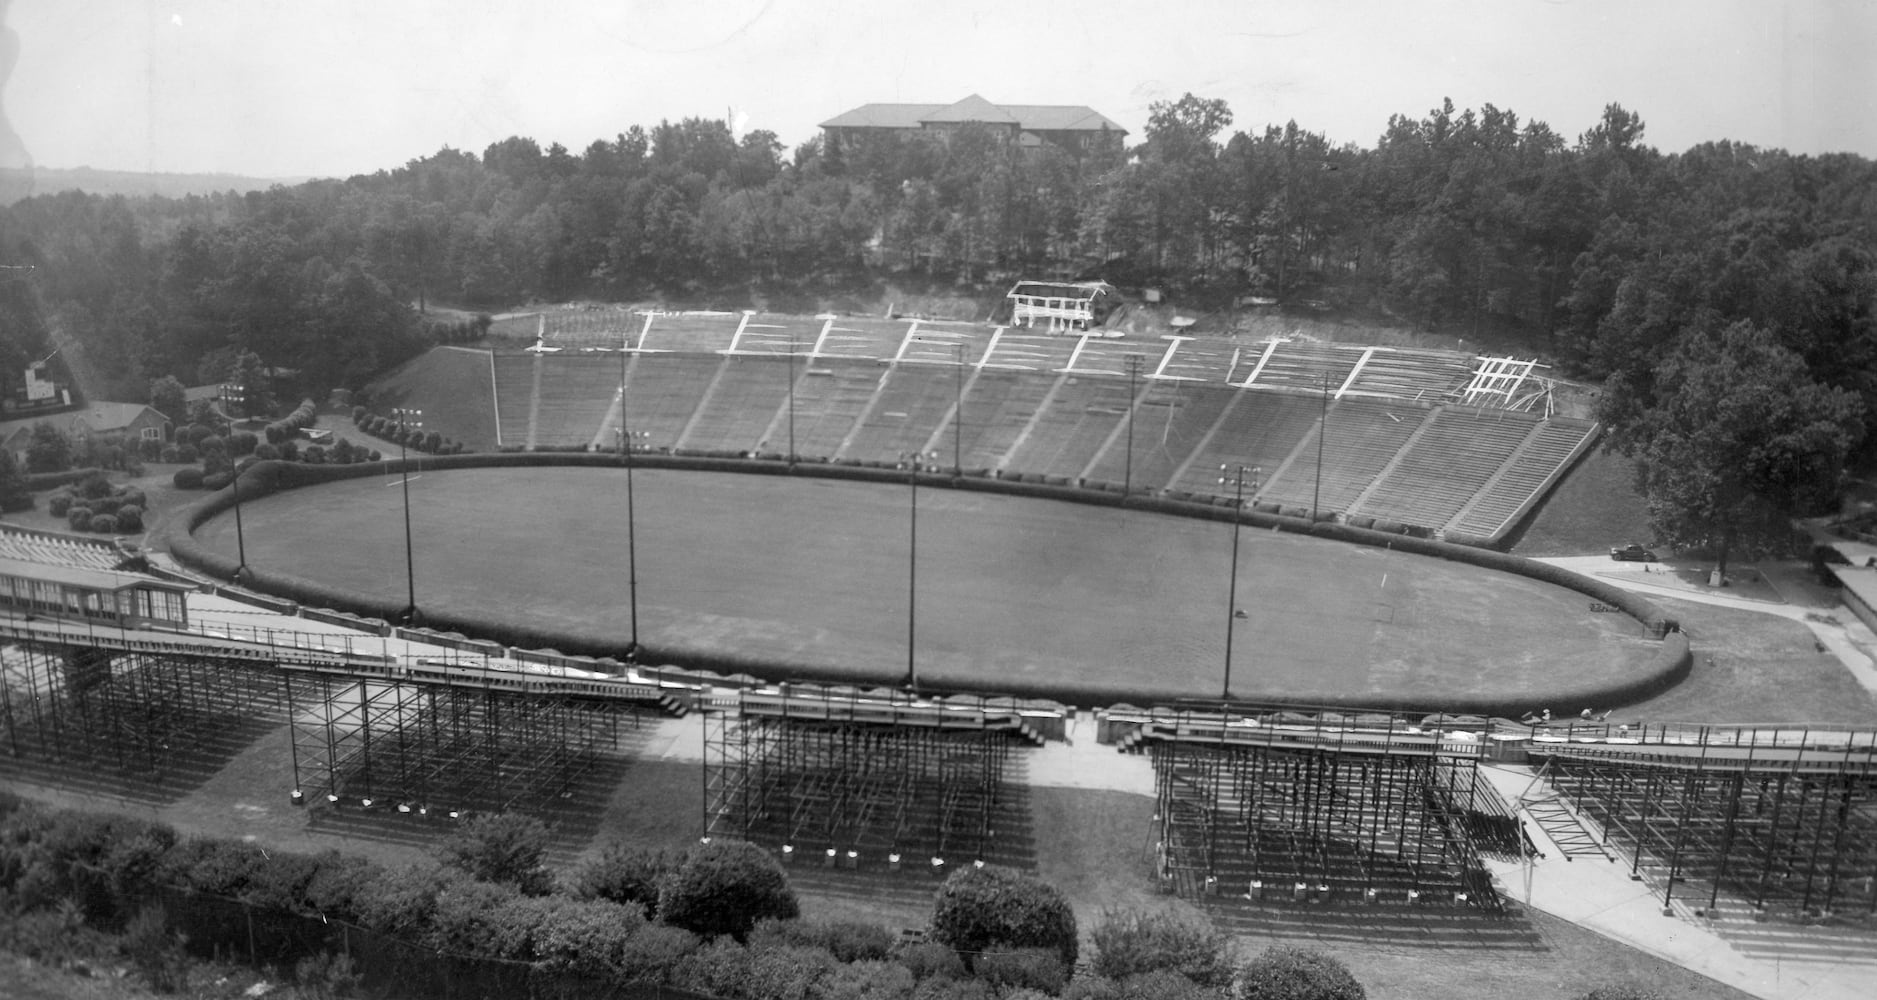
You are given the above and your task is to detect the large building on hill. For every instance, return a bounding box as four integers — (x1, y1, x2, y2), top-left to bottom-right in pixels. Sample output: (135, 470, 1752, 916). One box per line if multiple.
(820, 94, 1127, 154)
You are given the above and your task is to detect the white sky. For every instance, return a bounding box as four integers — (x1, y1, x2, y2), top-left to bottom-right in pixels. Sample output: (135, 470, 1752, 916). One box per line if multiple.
(6, 0, 1876, 179)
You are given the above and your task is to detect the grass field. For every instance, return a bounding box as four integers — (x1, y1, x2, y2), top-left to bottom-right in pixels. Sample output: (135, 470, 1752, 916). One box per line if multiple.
(191, 467, 1656, 709)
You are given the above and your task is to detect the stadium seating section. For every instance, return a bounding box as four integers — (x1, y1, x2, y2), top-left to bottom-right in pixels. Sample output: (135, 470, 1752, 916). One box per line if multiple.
(481, 312, 1598, 544)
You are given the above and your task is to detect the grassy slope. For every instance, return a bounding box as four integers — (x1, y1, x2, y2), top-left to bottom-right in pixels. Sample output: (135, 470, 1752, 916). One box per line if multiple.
(359, 347, 499, 451)
(1510, 447, 1655, 557)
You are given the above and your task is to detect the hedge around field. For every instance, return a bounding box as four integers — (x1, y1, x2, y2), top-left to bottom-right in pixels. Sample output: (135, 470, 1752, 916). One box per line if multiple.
(166, 455, 1689, 714)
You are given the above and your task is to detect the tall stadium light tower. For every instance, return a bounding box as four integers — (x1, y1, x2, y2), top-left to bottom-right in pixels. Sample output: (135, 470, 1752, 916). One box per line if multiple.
(617, 423, 648, 653)
(1122, 355, 1145, 495)
(787, 330, 797, 466)
(219, 383, 249, 581)
(1312, 372, 1330, 522)
(394, 407, 422, 625)
(617, 328, 645, 654)
(1218, 464, 1261, 700)
(899, 450, 940, 692)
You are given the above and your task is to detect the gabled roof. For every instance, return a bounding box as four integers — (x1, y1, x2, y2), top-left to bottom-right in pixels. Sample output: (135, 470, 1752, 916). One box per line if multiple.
(919, 94, 1019, 125)
(821, 96, 1128, 136)
(71, 401, 165, 431)
(820, 103, 947, 130)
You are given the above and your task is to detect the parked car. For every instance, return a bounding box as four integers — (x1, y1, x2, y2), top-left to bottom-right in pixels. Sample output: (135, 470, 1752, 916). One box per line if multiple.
(1609, 543, 1658, 562)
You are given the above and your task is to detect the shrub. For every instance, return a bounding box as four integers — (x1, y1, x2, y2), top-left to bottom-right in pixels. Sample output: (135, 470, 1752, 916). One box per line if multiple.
(139, 437, 163, 462)
(228, 431, 258, 457)
(1119, 971, 1215, 1000)
(976, 948, 1068, 994)
(437, 812, 555, 895)
(750, 917, 896, 963)
(201, 472, 231, 491)
(616, 924, 701, 983)
(931, 865, 1078, 967)
(1233, 947, 1364, 1000)
(351, 864, 445, 936)
(120, 488, 147, 509)
(300, 852, 383, 920)
(88, 495, 121, 515)
(898, 941, 969, 981)
(172, 467, 204, 490)
(302, 446, 325, 464)
(1090, 908, 1233, 985)
(77, 473, 114, 500)
(160, 444, 180, 463)
(175, 444, 198, 464)
(657, 839, 800, 940)
(253, 443, 280, 461)
(114, 507, 143, 532)
(47, 492, 72, 517)
(814, 958, 918, 1000)
(531, 896, 648, 977)
(351, 405, 366, 423)
(124, 905, 189, 993)
(428, 875, 546, 960)
(570, 841, 670, 914)
(89, 514, 117, 534)
(67, 507, 92, 531)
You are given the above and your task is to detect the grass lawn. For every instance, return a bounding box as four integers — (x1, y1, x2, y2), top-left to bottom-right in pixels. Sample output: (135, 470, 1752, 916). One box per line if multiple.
(192, 468, 1655, 710)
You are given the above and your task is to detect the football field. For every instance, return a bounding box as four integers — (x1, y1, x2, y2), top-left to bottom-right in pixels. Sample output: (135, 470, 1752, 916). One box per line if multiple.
(193, 468, 1656, 708)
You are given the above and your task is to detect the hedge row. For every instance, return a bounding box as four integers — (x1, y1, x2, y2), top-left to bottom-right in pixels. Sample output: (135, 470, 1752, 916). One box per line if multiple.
(261, 399, 319, 445)
(166, 454, 1688, 714)
(353, 406, 468, 455)
(0, 792, 1271, 1000)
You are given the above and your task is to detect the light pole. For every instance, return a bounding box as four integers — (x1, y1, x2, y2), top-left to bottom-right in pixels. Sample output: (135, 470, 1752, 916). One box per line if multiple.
(1218, 464, 1260, 700)
(220, 384, 248, 581)
(617, 423, 647, 654)
(1122, 355, 1145, 495)
(786, 331, 797, 466)
(1312, 373, 1329, 522)
(394, 407, 422, 625)
(900, 450, 940, 692)
(616, 331, 645, 655)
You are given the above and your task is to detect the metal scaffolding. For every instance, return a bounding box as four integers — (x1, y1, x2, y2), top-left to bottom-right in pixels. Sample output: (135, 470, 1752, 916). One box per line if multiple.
(703, 689, 1032, 873)
(288, 673, 643, 816)
(0, 639, 281, 775)
(1142, 711, 1517, 911)
(1534, 740, 1877, 916)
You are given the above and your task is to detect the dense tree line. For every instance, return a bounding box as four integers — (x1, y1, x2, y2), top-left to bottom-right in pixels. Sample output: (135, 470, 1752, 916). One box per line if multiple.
(1, 97, 1874, 560)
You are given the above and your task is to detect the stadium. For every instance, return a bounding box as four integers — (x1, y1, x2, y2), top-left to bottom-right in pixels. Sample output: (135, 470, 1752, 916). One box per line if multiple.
(3, 305, 1874, 991)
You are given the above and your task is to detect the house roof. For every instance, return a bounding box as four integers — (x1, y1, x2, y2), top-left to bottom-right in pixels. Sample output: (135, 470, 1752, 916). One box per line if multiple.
(0, 401, 167, 444)
(919, 94, 1019, 125)
(71, 402, 165, 432)
(821, 96, 1127, 135)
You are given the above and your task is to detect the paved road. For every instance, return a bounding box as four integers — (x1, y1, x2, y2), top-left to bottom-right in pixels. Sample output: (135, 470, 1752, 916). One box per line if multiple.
(1534, 554, 1877, 697)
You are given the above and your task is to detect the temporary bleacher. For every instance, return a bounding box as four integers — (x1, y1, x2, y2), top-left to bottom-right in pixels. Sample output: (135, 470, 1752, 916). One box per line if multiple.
(1347, 408, 1542, 530)
(1258, 399, 1432, 514)
(1343, 347, 1478, 402)
(1445, 417, 1599, 540)
(0, 526, 127, 572)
